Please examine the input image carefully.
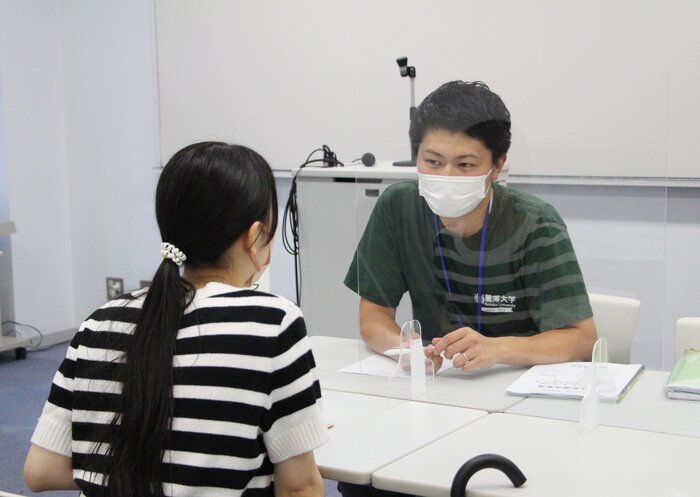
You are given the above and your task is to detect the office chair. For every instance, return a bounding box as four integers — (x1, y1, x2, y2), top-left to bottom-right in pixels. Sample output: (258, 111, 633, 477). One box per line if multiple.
(588, 293, 641, 364)
(675, 317, 700, 360)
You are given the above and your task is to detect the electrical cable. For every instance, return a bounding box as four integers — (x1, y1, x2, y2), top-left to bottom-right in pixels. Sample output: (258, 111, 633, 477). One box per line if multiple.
(282, 145, 343, 305)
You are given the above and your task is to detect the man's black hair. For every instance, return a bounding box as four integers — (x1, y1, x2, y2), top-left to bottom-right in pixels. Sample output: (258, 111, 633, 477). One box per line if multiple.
(409, 80, 512, 163)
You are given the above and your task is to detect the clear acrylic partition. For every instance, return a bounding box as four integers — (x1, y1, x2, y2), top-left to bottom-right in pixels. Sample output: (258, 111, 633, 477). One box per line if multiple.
(580, 337, 614, 433)
(384, 320, 436, 407)
(344, 69, 700, 429)
(660, 70, 700, 436)
(663, 69, 700, 358)
(291, 126, 364, 370)
(507, 72, 670, 369)
(350, 74, 672, 371)
(507, 73, 675, 440)
(348, 70, 688, 384)
(346, 78, 440, 402)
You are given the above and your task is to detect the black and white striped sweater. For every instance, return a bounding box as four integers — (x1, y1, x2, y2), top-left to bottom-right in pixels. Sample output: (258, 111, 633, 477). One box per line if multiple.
(31, 282, 328, 497)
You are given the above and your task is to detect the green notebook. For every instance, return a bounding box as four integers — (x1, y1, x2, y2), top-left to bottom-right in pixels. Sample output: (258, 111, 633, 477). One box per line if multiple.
(665, 349, 700, 401)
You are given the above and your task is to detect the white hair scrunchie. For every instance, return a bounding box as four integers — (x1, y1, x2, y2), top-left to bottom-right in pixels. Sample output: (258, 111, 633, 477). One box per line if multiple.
(160, 242, 187, 266)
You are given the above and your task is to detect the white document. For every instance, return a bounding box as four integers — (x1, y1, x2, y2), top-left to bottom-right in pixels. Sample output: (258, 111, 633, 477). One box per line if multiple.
(506, 362, 644, 401)
(338, 353, 453, 378)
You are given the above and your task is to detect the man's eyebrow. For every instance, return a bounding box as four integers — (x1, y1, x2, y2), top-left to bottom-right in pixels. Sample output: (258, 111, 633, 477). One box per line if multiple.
(422, 149, 481, 160)
(422, 149, 444, 158)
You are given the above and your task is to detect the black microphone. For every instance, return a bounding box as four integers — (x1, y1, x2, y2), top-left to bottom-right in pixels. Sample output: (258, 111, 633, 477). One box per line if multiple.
(361, 152, 376, 167)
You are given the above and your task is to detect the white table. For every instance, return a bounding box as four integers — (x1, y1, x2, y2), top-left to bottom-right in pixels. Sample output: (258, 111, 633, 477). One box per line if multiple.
(316, 389, 487, 484)
(310, 336, 527, 412)
(505, 369, 700, 437)
(372, 413, 700, 497)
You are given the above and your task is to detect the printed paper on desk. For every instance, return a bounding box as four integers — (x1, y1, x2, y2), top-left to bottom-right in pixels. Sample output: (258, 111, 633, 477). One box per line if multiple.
(338, 353, 453, 378)
(506, 362, 644, 402)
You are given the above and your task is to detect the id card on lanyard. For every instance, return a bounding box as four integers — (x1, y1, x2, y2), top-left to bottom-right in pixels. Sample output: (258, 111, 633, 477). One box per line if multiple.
(434, 194, 493, 332)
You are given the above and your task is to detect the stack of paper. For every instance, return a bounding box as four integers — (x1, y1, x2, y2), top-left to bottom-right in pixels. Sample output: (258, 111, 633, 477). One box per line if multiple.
(665, 350, 700, 401)
(506, 362, 644, 402)
(338, 353, 453, 377)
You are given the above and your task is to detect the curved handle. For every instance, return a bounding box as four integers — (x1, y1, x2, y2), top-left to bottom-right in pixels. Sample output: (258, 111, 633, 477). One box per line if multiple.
(450, 453, 526, 497)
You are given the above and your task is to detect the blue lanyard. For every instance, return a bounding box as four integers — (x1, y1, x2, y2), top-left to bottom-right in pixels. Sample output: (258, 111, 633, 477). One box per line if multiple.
(434, 195, 492, 332)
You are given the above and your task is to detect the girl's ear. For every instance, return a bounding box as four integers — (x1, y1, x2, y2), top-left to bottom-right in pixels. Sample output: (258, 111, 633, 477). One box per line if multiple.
(245, 221, 265, 255)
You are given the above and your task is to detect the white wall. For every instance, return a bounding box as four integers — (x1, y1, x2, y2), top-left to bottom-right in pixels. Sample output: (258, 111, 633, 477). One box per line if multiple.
(0, 0, 162, 338)
(0, 0, 298, 341)
(155, 0, 700, 179)
(59, 0, 161, 321)
(0, 0, 75, 335)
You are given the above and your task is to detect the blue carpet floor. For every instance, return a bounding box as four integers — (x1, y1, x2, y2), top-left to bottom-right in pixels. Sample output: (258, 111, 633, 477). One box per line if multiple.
(0, 343, 77, 496)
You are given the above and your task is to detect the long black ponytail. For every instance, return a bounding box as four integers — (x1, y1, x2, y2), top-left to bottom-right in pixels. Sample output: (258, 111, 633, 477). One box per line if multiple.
(103, 142, 278, 497)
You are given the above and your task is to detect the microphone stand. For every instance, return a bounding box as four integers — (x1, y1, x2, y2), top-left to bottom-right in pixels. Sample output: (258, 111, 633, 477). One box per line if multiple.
(393, 58, 417, 167)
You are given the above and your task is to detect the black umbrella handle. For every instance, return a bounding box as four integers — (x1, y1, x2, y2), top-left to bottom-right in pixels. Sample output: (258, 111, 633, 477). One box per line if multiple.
(450, 453, 526, 497)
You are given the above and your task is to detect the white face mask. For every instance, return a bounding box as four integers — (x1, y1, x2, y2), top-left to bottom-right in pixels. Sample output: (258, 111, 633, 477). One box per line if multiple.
(418, 169, 493, 218)
(245, 243, 271, 288)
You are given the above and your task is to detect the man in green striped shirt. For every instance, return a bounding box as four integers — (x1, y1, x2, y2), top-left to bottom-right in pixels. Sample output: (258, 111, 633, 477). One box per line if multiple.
(344, 81, 596, 372)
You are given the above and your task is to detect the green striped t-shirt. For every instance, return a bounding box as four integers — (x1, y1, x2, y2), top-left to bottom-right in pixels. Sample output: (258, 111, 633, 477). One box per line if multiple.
(344, 181, 592, 341)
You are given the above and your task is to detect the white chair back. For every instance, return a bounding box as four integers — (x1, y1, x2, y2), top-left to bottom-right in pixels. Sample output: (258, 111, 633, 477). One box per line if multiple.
(588, 293, 641, 364)
(675, 317, 700, 360)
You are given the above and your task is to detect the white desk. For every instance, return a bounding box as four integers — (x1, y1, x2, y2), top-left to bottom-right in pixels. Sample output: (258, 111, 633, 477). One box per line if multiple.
(372, 413, 700, 497)
(316, 389, 486, 484)
(505, 369, 700, 438)
(310, 336, 527, 412)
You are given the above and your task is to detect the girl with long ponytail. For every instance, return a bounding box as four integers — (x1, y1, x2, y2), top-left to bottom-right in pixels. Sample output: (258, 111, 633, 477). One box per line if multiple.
(24, 142, 328, 497)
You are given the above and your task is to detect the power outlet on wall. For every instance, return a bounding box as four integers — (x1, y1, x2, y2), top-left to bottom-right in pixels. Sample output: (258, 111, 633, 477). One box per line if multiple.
(106, 277, 124, 300)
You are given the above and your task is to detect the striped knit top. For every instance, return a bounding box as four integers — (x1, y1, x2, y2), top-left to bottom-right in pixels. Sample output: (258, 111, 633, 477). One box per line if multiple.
(30, 282, 329, 497)
(345, 181, 592, 340)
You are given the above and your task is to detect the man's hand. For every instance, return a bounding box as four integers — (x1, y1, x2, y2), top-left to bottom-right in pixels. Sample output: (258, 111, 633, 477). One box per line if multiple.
(393, 346, 444, 373)
(422, 345, 444, 371)
(428, 327, 500, 371)
(426, 317, 597, 370)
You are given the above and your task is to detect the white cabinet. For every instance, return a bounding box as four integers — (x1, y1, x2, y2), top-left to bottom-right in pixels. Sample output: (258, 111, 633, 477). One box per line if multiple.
(295, 163, 415, 338)
(0, 220, 27, 358)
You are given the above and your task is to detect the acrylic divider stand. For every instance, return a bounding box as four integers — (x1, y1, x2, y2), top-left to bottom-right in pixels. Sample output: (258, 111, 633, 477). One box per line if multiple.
(385, 320, 435, 408)
(580, 337, 615, 433)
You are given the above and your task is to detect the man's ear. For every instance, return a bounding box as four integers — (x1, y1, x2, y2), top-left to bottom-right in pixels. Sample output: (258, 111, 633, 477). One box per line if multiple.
(491, 154, 507, 182)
